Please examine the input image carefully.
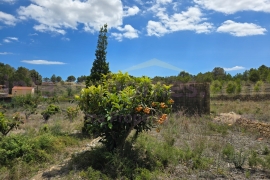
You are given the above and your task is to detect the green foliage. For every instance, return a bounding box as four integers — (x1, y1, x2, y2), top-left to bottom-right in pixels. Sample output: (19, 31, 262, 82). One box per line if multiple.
(11, 94, 42, 108)
(258, 65, 269, 81)
(87, 24, 110, 87)
(196, 72, 213, 83)
(73, 133, 211, 179)
(77, 75, 87, 83)
(56, 76, 62, 82)
(66, 86, 74, 97)
(77, 71, 174, 151)
(66, 75, 76, 82)
(11, 94, 42, 120)
(65, 106, 80, 121)
(212, 67, 226, 80)
(226, 81, 237, 94)
(222, 144, 247, 169)
(249, 69, 260, 82)
(254, 80, 264, 92)
(0, 112, 24, 136)
(248, 150, 260, 168)
(235, 80, 242, 94)
(41, 104, 61, 121)
(210, 80, 222, 94)
(79, 167, 109, 180)
(207, 122, 229, 136)
(177, 71, 192, 83)
(0, 133, 76, 167)
(50, 74, 56, 83)
(30, 69, 42, 86)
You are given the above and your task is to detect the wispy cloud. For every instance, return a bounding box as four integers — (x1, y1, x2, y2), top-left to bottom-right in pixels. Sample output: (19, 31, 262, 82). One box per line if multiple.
(29, 33, 38, 36)
(224, 66, 245, 71)
(21, 60, 66, 65)
(0, 52, 13, 55)
(3, 36, 18, 43)
(1, 0, 16, 4)
(61, 37, 70, 41)
(217, 20, 267, 36)
(123, 58, 182, 72)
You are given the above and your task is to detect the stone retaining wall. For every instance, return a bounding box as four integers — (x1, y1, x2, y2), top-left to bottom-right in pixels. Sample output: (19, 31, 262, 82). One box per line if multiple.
(235, 118, 270, 138)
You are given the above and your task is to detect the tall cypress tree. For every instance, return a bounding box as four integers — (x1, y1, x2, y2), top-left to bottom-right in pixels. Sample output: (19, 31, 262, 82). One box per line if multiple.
(86, 24, 110, 87)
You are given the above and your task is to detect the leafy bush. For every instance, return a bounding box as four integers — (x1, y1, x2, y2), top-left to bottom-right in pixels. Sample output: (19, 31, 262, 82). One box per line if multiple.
(254, 80, 264, 92)
(0, 112, 24, 136)
(65, 106, 80, 121)
(11, 94, 42, 108)
(76, 71, 174, 151)
(210, 80, 222, 94)
(41, 104, 61, 121)
(226, 81, 237, 94)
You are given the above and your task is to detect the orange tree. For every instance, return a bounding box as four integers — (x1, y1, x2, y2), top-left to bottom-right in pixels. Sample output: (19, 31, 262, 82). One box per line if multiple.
(76, 71, 174, 151)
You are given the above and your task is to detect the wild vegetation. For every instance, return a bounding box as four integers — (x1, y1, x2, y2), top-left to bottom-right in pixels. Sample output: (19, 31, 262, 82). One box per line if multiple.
(1, 93, 270, 179)
(1, 24, 270, 179)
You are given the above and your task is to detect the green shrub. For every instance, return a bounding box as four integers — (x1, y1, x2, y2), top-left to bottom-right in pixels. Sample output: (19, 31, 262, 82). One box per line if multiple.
(65, 106, 80, 121)
(0, 112, 24, 136)
(76, 71, 174, 151)
(254, 80, 264, 92)
(210, 80, 222, 94)
(0, 133, 77, 166)
(226, 81, 237, 94)
(222, 144, 247, 169)
(79, 167, 109, 180)
(12, 94, 42, 108)
(41, 104, 61, 121)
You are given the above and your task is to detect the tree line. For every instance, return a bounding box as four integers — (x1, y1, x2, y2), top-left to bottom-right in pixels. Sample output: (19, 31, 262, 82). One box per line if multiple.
(0, 62, 87, 92)
(1, 23, 270, 93)
(1, 62, 270, 93)
(152, 65, 270, 84)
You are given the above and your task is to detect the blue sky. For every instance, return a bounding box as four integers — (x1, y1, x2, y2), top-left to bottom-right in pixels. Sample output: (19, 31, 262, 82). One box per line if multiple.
(0, 0, 270, 80)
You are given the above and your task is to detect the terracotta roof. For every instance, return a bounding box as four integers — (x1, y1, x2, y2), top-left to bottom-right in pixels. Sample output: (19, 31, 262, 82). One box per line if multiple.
(12, 86, 34, 90)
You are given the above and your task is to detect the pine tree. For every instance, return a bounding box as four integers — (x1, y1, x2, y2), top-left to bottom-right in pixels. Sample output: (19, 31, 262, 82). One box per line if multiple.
(86, 24, 110, 87)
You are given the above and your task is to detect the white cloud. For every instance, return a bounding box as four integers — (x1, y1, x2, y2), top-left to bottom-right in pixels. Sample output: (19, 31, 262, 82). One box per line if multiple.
(112, 25, 139, 41)
(156, 0, 172, 4)
(3, 39, 11, 43)
(147, 7, 213, 36)
(194, 0, 270, 14)
(124, 6, 140, 17)
(0, 52, 13, 55)
(7, 37, 18, 41)
(1, 0, 16, 4)
(21, 60, 66, 65)
(224, 66, 245, 71)
(17, 0, 123, 34)
(217, 20, 267, 36)
(3, 37, 18, 43)
(0, 11, 17, 26)
(123, 58, 182, 72)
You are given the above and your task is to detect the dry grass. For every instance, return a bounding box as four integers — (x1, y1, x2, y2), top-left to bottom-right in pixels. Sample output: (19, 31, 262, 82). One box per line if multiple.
(211, 100, 270, 122)
(2, 99, 270, 179)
